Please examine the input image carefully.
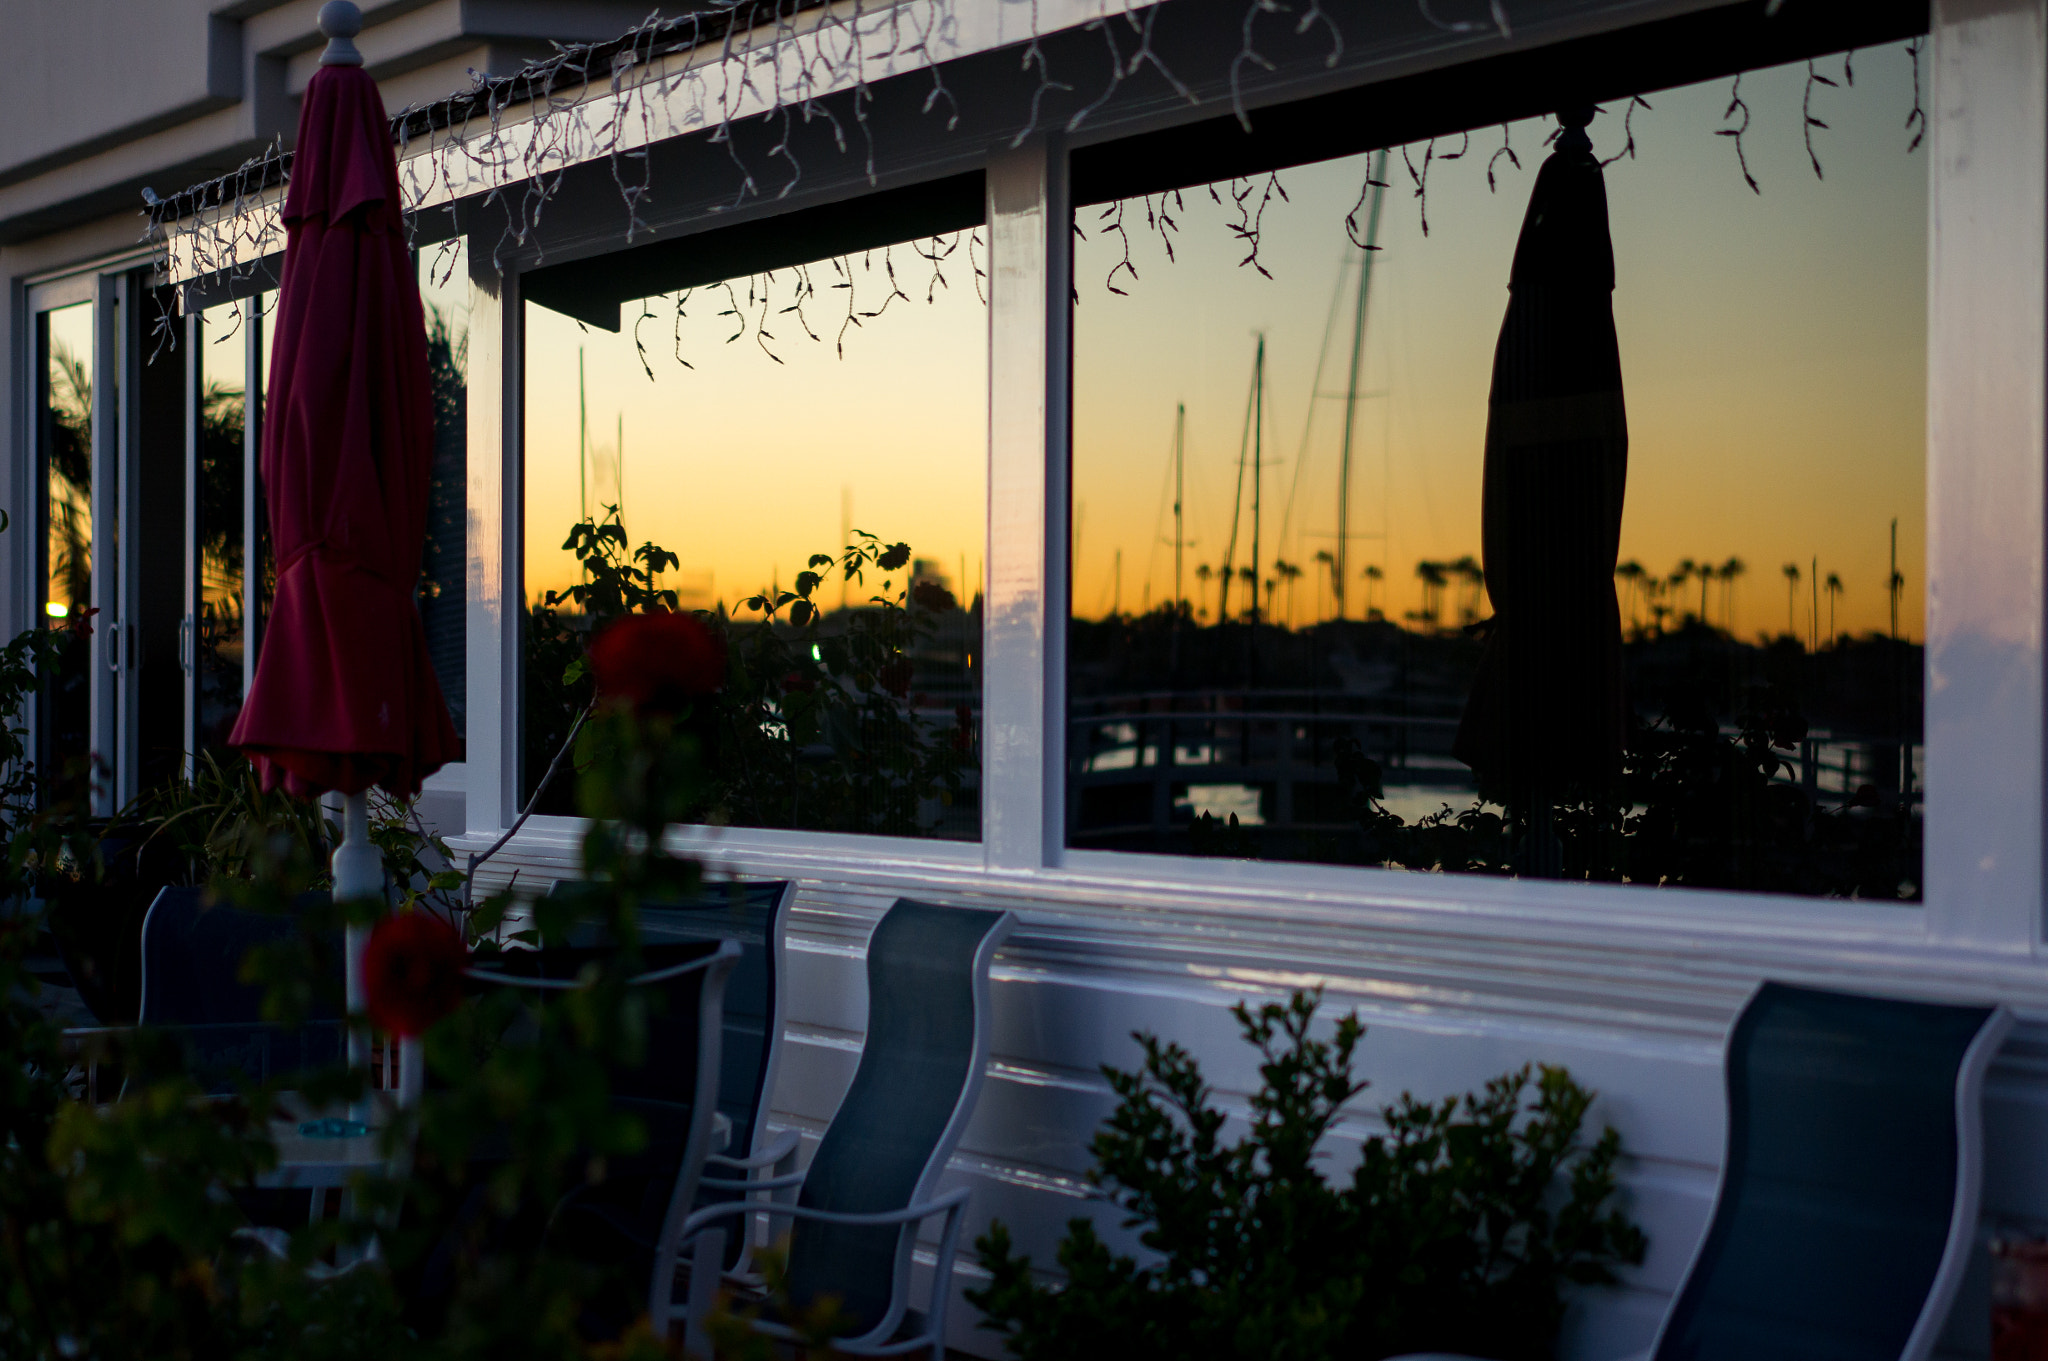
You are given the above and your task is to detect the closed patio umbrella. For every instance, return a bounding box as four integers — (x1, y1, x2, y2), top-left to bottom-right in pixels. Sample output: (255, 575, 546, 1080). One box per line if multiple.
(1453, 107, 1628, 871)
(228, 0, 459, 1096)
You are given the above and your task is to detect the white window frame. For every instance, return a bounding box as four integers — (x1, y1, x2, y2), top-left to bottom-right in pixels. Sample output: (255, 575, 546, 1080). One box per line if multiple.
(436, 0, 2048, 1003)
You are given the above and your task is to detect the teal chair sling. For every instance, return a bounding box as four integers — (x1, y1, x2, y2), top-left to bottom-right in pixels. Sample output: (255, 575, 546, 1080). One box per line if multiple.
(1392, 980, 2012, 1361)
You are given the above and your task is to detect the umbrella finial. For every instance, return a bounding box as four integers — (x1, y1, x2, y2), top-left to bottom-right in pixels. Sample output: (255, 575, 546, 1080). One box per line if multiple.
(317, 0, 365, 66)
(1557, 105, 1596, 154)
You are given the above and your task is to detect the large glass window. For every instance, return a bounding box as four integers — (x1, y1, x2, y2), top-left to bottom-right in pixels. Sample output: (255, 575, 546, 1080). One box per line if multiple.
(419, 238, 468, 743)
(39, 301, 94, 787)
(195, 300, 249, 758)
(522, 216, 986, 837)
(1068, 44, 1926, 900)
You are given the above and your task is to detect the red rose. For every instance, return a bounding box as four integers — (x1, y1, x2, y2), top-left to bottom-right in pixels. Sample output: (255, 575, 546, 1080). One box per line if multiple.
(590, 612, 726, 715)
(877, 657, 914, 698)
(362, 911, 467, 1038)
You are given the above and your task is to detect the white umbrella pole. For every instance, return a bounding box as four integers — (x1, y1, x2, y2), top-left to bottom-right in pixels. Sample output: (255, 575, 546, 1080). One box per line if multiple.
(333, 789, 382, 1113)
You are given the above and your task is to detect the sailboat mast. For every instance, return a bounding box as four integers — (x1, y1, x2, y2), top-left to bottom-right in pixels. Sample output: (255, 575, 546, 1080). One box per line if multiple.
(1251, 332, 1265, 622)
(1337, 147, 1388, 622)
(1173, 403, 1186, 618)
(1220, 344, 1258, 622)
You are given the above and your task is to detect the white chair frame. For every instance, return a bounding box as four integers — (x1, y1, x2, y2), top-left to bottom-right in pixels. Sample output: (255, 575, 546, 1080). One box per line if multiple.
(660, 902, 1014, 1360)
(468, 938, 741, 1329)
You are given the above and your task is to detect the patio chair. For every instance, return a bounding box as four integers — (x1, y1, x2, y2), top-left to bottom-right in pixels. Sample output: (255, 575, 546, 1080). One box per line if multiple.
(549, 876, 799, 1268)
(1390, 980, 2013, 1361)
(663, 897, 1017, 1360)
(64, 887, 345, 1098)
(463, 937, 740, 1330)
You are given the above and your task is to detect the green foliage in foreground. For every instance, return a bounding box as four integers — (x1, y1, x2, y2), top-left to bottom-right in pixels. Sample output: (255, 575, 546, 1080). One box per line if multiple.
(971, 992, 1647, 1361)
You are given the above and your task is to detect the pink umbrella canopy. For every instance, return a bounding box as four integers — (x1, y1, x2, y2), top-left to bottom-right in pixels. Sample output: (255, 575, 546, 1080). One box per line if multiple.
(229, 40, 459, 799)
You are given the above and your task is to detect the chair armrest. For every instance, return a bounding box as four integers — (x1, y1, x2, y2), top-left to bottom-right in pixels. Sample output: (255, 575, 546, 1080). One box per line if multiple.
(1382, 1355, 1649, 1361)
(58, 1025, 134, 1052)
(704, 1127, 801, 1172)
(698, 1169, 805, 1193)
(679, 1184, 971, 1242)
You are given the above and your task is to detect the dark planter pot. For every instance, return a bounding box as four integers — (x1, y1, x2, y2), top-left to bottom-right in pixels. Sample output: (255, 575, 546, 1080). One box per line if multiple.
(42, 825, 193, 1025)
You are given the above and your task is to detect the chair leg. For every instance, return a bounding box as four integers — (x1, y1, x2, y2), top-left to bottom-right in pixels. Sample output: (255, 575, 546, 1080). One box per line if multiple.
(681, 1227, 725, 1359)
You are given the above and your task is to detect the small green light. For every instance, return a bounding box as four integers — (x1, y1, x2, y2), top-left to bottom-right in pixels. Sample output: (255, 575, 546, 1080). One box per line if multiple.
(811, 645, 822, 661)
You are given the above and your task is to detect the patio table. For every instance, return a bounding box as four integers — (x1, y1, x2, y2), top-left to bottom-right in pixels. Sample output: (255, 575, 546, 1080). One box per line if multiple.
(262, 1116, 392, 1192)
(260, 1109, 733, 1194)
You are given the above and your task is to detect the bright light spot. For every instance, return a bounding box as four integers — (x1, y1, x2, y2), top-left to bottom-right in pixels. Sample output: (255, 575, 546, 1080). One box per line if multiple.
(811, 645, 822, 660)
(44, 602, 67, 618)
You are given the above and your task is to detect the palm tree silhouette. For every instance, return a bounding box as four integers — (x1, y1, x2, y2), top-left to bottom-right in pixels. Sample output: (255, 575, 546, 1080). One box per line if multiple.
(1825, 572, 1843, 647)
(1195, 563, 1213, 621)
(1782, 562, 1802, 640)
(1363, 562, 1384, 620)
(1238, 565, 1259, 621)
(1415, 560, 1448, 631)
(1273, 558, 1304, 627)
(1670, 560, 1696, 625)
(1614, 560, 1646, 634)
(1312, 549, 1335, 622)
(1719, 557, 1746, 632)
(1448, 554, 1484, 626)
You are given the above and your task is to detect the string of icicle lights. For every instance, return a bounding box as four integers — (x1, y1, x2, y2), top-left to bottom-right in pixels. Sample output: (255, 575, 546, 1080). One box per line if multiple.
(141, 2, 1925, 361)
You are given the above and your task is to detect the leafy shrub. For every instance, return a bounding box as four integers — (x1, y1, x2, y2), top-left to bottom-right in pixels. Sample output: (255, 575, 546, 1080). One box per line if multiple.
(525, 507, 973, 835)
(970, 991, 1645, 1361)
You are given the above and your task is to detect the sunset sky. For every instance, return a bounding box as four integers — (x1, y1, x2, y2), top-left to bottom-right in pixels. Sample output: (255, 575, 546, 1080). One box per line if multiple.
(523, 40, 1927, 643)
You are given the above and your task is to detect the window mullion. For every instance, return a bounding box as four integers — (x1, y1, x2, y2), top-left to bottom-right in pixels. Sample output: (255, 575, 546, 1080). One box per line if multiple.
(983, 137, 1071, 872)
(467, 252, 522, 834)
(1923, 0, 2048, 951)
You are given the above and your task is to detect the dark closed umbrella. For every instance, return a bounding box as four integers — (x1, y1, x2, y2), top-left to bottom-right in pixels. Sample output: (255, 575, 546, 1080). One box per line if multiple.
(228, 2, 458, 800)
(1454, 109, 1628, 815)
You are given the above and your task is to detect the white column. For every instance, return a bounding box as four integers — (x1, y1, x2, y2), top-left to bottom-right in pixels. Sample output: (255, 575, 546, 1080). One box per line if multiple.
(1924, 0, 2048, 951)
(333, 788, 381, 1108)
(465, 252, 523, 835)
(983, 137, 1070, 873)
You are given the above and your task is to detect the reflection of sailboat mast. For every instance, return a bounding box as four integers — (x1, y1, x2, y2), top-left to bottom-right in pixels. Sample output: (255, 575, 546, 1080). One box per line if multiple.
(1336, 148, 1388, 621)
(1251, 333, 1265, 623)
(1219, 345, 1252, 621)
(1173, 403, 1186, 616)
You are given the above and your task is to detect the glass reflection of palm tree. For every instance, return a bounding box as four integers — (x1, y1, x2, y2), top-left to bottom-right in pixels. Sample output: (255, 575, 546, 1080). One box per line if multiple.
(1363, 563, 1384, 620)
(1669, 560, 1695, 625)
(1273, 558, 1303, 627)
(1312, 550, 1334, 622)
(1782, 561, 1802, 641)
(1238, 566, 1258, 621)
(1719, 557, 1746, 633)
(1448, 555, 1484, 627)
(1194, 563, 1213, 621)
(46, 346, 92, 617)
(1614, 560, 1646, 635)
(1825, 572, 1843, 647)
(1414, 560, 1447, 631)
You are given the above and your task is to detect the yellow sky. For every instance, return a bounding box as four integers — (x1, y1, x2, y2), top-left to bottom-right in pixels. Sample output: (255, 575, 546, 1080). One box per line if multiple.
(1072, 43, 1926, 642)
(520, 41, 1926, 644)
(524, 252, 986, 614)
